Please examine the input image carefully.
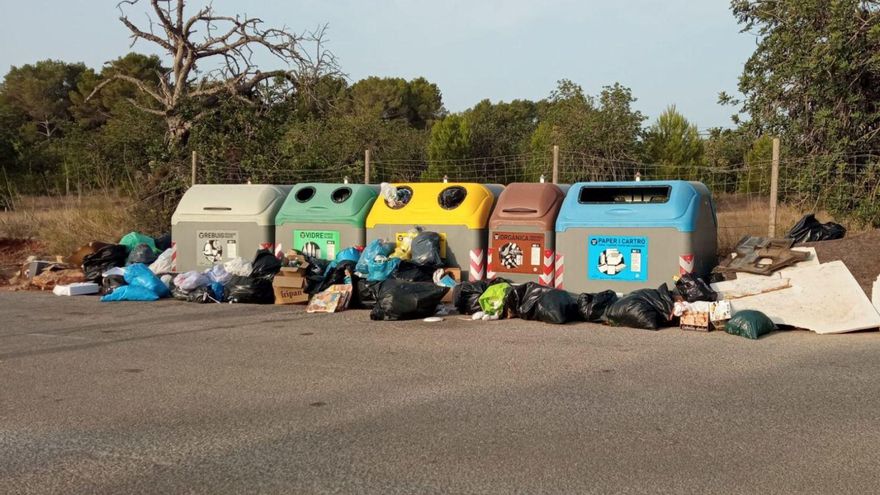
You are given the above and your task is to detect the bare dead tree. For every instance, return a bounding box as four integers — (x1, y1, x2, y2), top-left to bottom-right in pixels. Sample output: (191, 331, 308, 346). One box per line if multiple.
(88, 0, 338, 146)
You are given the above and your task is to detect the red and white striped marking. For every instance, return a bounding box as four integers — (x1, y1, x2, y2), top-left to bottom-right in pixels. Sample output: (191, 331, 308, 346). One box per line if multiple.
(553, 253, 565, 290)
(679, 254, 695, 275)
(469, 248, 485, 282)
(274, 243, 284, 259)
(486, 250, 497, 279)
(539, 249, 555, 286)
(170, 241, 177, 272)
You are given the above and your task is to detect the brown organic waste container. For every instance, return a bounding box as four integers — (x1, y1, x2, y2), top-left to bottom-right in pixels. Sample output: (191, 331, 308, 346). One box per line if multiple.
(487, 182, 567, 284)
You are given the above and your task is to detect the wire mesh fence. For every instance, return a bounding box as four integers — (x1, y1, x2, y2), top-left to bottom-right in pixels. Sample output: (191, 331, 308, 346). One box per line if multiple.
(197, 148, 880, 250)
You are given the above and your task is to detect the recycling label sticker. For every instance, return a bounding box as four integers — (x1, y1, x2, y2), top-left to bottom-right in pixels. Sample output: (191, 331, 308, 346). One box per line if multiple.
(293, 230, 340, 260)
(197, 230, 238, 267)
(489, 231, 545, 274)
(587, 235, 648, 282)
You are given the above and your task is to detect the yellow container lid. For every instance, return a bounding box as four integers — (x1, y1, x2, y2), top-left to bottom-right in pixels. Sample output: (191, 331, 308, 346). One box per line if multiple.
(366, 183, 498, 229)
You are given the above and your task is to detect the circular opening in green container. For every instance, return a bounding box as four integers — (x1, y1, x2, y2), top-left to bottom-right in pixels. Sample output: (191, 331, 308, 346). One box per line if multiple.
(295, 186, 316, 203)
(331, 187, 352, 203)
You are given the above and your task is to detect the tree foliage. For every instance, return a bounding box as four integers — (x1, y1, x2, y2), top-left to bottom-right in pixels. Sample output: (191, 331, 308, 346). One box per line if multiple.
(728, 0, 880, 154)
(644, 105, 704, 178)
(530, 80, 645, 162)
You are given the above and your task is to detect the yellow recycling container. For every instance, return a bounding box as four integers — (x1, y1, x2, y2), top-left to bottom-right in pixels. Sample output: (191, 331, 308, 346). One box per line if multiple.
(366, 183, 501, 280)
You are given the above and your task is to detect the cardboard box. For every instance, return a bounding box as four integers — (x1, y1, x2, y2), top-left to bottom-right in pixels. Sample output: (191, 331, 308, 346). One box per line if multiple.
(283, 250, 310, 269)
(439, 267, 461, 303)
(680, 300, 731, 332)
(278, 265, 309, 277)
(273, 272, 309, 304)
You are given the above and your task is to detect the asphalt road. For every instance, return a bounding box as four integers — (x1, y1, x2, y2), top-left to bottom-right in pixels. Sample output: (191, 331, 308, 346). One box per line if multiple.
(2, 291, 880, 494)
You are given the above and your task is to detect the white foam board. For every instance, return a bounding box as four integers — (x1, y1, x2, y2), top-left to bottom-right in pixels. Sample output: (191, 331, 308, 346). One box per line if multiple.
(726, 261, 880, 334)
(711, 277, 792, 300)
(872, 275, 880, 314)
(53, 282, 100, 296)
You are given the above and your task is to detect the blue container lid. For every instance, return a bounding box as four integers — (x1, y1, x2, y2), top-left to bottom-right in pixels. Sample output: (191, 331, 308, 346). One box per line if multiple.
(556, 180, 709, 233)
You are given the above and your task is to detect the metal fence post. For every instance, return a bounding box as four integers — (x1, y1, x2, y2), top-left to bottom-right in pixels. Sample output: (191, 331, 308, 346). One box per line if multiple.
(364, 149, 371, 184)
(191, 150, 197, 186)
(552, 145, 559, 184)
(768, 137, 780, 237)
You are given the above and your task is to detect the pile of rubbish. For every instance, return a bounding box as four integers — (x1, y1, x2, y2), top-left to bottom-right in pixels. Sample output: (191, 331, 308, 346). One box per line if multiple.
(11, 213, 880, 340)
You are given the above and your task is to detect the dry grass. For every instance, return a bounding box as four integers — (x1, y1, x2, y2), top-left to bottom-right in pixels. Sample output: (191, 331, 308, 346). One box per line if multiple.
(713, 194, 859, 253)
(0, 195, 131, 255)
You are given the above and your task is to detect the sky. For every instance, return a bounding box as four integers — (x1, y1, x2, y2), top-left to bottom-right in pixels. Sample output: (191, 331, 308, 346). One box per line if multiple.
(0, 0, 756, 129)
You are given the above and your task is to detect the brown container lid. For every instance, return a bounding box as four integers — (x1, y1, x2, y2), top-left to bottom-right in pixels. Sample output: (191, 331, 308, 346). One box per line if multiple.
(488, 183, 565, 230)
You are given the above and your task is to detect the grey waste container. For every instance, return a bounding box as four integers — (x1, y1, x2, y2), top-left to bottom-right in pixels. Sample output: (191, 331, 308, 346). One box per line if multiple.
(171, 184, 291, 272)
(555, 180, 717, 294)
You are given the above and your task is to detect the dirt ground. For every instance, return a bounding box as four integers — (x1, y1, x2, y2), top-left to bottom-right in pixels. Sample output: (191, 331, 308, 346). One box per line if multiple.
(803, 229, 880, 296)
(0, 238, 45, 286)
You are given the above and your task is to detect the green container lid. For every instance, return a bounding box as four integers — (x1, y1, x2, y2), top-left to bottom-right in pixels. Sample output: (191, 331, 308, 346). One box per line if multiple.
(275, 183, 379, 227)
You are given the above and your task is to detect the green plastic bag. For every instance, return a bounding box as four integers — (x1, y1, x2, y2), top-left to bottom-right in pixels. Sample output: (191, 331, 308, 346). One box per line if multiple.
(725, 310, 776, 340)
(119, 232, 159, 254)
(479, 282, 511, 316)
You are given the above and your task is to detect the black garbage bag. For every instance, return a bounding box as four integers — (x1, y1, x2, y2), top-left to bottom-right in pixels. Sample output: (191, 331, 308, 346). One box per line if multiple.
(577, 290, 619, 322)
(153, 232, 172, 251)
(510, 282, 552, 319)
(172, 284, 221, 303)
(439, 186, 467, 209)
(674, 274, 717, 303)
(452, 278, 510, 315)
(391, 260, 437, 282)
(369, 280, 449, 321)
(82, 244, 128, 282)
(126, 243, 158, 266)
(356, 279, 383, 309)
(604, 284, 676, 330)
(317, 260, 358, 293)
(251, 249, 282, 279)
(100, 274, 127, 295)
(411, 231, 443, 266)
(504, 282, 536, 318)
(515, 283, 579, 324)
(453, 280, 489, 315)
(304, 256, 331, 294)
(223, 275, 274, 304)
(786, 213, 846, 243)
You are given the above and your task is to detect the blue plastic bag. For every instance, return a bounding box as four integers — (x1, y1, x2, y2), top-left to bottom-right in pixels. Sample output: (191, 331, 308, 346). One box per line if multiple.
(101, 285, 160, 302)
(356, 239, 396, 275)
(336, 247, 362, 264)
(367, 256, 400, 282)
(124, 263, 170, 298)
(210, 282, 225, 301)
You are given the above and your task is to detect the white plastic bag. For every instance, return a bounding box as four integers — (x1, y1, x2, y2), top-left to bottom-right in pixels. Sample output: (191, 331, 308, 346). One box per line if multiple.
(223, 257, 253, 277)
(205, 264, 231, 284)
(380, 182, 398, 207)
(174, 270, 210, 291)
(102, 266, 127, 278)
(149, 248, 175, 274)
